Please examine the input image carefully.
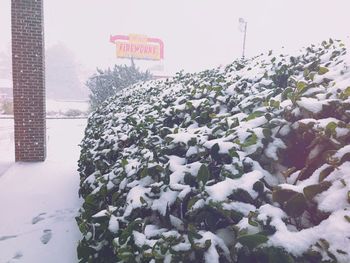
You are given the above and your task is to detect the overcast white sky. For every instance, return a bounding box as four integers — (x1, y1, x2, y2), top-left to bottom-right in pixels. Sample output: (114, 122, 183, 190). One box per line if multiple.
(1, 0, 350, 75)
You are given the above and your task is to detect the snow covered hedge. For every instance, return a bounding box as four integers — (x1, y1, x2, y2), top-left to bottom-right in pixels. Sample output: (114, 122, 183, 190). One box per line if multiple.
(77, 39, 350, 263)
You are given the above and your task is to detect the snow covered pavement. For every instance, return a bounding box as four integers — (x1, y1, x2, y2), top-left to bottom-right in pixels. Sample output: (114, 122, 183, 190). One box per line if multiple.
(0, 119, 86, 263)
(0, 118, 15, 176)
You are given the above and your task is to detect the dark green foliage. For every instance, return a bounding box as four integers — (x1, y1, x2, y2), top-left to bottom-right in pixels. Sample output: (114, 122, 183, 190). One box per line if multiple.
(87, 60, 152, 110)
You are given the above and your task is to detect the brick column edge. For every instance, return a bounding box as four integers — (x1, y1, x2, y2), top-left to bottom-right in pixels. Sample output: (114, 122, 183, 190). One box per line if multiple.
(11, 0, 46, 162)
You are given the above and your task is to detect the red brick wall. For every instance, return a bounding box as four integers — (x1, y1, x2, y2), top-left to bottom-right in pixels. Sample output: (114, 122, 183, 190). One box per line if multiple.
(12, 0, 46, 161)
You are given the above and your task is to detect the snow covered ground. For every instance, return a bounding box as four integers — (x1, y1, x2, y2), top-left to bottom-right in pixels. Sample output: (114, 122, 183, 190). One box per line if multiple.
(46, 99, 89, 115)
(1, 99, 89, 117)
(0, 119, 86, 263)
(0, 118, 14, 175)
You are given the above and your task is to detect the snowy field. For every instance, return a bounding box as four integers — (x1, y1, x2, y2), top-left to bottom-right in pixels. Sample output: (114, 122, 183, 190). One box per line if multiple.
(46, 99, 89, 115)
(0, 119, 86, 263)
(0, 99, 89, 117)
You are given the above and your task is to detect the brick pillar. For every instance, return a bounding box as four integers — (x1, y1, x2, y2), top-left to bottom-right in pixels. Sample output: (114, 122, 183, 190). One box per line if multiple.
(12, 0, 46, 162)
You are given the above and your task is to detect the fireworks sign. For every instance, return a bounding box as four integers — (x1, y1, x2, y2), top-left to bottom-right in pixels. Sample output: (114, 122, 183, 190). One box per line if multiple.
(110, 34, 164, 61)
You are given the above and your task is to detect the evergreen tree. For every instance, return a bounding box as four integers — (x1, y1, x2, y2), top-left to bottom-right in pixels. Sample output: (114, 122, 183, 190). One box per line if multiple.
(87, 60, 151, 110)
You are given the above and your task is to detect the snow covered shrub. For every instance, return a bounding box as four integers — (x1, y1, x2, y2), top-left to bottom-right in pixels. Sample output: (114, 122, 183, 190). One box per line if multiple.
(77, 39, 350, 263)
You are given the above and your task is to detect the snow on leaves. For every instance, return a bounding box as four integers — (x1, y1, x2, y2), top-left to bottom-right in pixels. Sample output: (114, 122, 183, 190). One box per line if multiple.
(77, 39, 350, 263)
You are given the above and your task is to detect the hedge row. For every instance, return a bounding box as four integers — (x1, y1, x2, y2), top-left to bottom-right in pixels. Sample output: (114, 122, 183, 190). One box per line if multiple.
(77, 39, 350, 263)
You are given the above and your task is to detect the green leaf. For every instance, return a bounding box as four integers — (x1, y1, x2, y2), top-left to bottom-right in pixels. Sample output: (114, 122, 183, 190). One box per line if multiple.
(296, 81, 308, 93)
(272, 188, 299, 204)
(127, 116, 137, 125)
(345, 86, 350, 96)
(77, 243, 96, 260)
(325, 121, 337, 137)
(202, 210, 219, 229)
(270, 99, 280, 109)
(204, 239, 212, 249)
(285, 193, 307, 217)
(119, 219, 142, 245)
(262, 128, 272, 138)
(186, 101, 193, 109)
(187, 196, 200, 211)
(111, 192, 121, 206)
(140, 196, 147, 205)
(121, 158, 128, 168)
(188, 224, 203, 245)
(303, 181, 332, 200)
(188, 137, 197, 146)
(229, 189, 255, 204)
(281, 87, 293, 101)
(242, 133, 258, 148)
(308, 60, 319, 71)
(140, 167, 148, 178)
(184, 173, 196, 187)
(229, 149, 240, 159)
(318, 67, 329, 75)
(197, 164, 210, 187)
(245, 111, 265, 121)
(261, 247, 295, 263)
(309, 72, 316, 81)
(210, 143, 220, 161)
(253, 181, 264, 194)
(340, 86, 350, 99)
(344, 215, 350, 223)
(78, 222, 88, 235)
(318, 166, 335, 182)
(237, 233, 268, 250)
(248, 211, 259, 227)
(336, 249, 348, 255)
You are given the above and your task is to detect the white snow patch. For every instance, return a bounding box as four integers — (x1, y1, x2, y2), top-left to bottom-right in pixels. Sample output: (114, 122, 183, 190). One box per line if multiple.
(206, 170, 263, 201)
(0, 119, 86, 263)
(296, 97, 325, 113)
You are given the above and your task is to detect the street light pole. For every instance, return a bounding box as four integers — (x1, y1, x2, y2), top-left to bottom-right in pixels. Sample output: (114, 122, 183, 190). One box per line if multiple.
(239, 18, 248, 59)
(242, 21, 247, 59)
